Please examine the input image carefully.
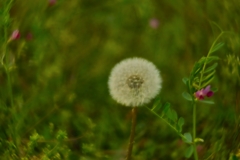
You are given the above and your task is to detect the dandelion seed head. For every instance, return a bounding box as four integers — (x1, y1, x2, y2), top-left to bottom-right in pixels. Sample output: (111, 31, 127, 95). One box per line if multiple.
(127, 75, 144, 89)
(108, 57, 162, 107)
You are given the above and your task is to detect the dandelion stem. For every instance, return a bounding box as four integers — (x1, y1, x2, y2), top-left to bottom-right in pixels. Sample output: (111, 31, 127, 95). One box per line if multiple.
(126, 107, 137, 160)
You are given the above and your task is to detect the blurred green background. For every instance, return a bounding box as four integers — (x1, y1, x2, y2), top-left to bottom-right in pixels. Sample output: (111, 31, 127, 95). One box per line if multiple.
(1, 0, 240, 159)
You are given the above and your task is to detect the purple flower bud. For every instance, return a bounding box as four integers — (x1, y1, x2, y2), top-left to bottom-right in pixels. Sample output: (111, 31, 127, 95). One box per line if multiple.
(195, 85, 214, 100)
(10, 30, 20, 41)
(206, 91, 214, 97)
(204, 85, 214, 97)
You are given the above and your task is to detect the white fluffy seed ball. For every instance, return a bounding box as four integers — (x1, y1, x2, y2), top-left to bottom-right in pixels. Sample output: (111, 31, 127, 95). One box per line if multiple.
(108, 57, 162, 107)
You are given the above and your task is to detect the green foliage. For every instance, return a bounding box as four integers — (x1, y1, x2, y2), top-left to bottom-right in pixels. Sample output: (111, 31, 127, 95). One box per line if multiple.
(226, 54, 240, 80)
(183, 29, 225, 100)
(182, 91, 192, 101)
(183, 133, 192, 144)
(147, 100, 187, 141)
(199, 99, 215, 104)
(177, 117, 185, 132)
(0, 0, 239, 159)
(24, 129, 70, 160)
(185, 145, 194, 158)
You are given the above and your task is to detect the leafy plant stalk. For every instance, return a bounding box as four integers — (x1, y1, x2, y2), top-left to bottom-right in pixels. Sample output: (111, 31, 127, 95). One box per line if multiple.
(199, 32, 224, 87)
(145, 106, 187, 141)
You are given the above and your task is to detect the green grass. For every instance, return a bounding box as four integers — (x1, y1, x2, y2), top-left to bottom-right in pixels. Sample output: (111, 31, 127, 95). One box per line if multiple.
(0, 0, 240, 159)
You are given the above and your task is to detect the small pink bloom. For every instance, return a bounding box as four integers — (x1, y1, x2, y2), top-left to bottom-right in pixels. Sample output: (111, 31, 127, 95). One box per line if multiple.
(195, 85, 214, 100)
(149, 18, 159, 29)
(49, 0, 56, 6)
(204, 85, 214, 97)
(26, 32, 33, 41)
(195, 89, 205, 100)
(10, 30, 20, 40)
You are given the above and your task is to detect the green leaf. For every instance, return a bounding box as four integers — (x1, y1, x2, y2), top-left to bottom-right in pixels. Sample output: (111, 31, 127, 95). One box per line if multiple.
(166, 109, 178, 122)
(193, 76, 199, 82)
(198, 57, 206, 64)
(182, 92, 192, 101)
(205, 56, 219, 63)
(192, 82, 200, 89)
(201, 75, 214, 88)
(185, 145, 194, 158)
(231, 154, 238, 160)
(183, 132, 192, 143)
(190, 62, 203, 79)
(202, 70, 215, 82)
(192, 62, 203, 77)
(182, 77, 189, 85)
(177, 117, 185, 132)
(204, 63, 218, 74)
(194, 66, 202, 76)
(172, 110, 178, 121)
(199, 56, 219, 65)
(151, 98, 162, 111)
(162, 102, 170, 116)
(211, 87, 218, 92)
(199, 100, 215, 104)
(210, 42, 224, 53)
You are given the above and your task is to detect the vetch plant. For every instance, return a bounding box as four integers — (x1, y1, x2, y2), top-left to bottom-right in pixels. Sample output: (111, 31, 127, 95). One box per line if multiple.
(144, 23, 226, 160)
(108, 57, 162, 160)
(181, 24, 225, 159)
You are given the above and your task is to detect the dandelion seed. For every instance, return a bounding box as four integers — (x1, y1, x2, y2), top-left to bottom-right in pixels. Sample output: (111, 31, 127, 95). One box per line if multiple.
(108, 57, 162, 107)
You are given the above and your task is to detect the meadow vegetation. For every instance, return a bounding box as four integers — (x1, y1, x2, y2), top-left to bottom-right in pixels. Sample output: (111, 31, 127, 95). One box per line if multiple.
(0, 0, 240, 159)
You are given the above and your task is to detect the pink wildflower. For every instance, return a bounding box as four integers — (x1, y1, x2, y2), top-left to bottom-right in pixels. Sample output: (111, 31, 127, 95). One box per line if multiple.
(49, 0, 56, 6)
(9, 30, 20, 41)
(195, 85, 214, 100)
(26, 32, 33, 41)
(149, 18, 159, 29)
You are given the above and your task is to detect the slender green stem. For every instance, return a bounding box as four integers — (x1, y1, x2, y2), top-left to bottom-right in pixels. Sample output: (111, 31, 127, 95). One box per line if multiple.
(126, 108, 137, 160)
(4, 65, 14, 108)
(23, 105, 58, 136)
(46, 142, 60, 157)
(145, 106, 187, 141)
(192, 102, 198, 160)
(2, 0, 14, 108)
(2, 0, 18, 154)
